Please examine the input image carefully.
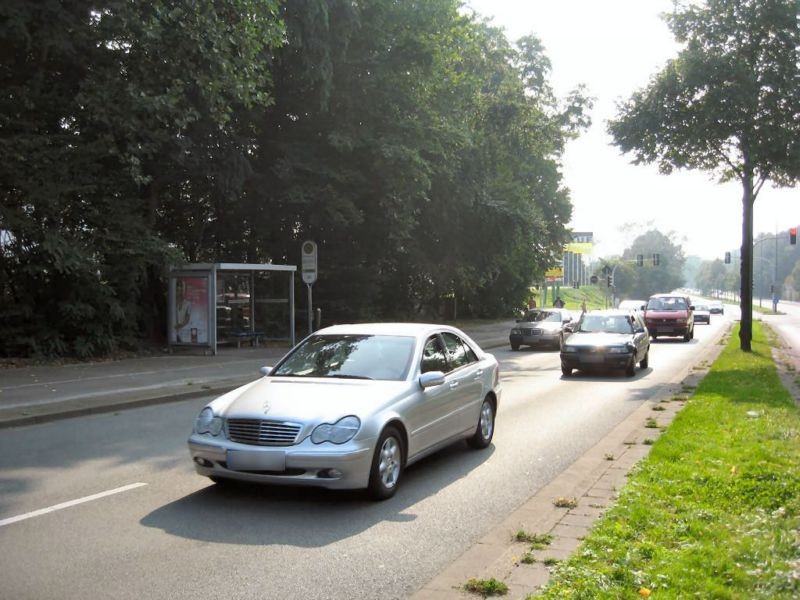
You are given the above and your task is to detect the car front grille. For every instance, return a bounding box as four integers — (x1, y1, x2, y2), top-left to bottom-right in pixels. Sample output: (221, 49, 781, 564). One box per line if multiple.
(227, 419, 302, 446)
(520, 328, 543, 335)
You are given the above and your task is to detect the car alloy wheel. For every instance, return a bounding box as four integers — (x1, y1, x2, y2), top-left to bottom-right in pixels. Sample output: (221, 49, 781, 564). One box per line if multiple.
(468, 397, 495, 449)
(368, 426, 403, 500)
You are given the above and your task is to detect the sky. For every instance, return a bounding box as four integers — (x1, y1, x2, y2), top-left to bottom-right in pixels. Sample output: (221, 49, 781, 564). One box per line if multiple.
(466, 0, 798, 261)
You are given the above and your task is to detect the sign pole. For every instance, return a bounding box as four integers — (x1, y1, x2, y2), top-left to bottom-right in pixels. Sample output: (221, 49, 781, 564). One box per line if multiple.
(307, 284, 313, 335)
(301, 241, 318, 336)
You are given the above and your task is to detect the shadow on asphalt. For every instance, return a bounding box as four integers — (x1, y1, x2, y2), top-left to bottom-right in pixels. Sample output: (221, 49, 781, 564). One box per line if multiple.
(140, 442, 495, 547)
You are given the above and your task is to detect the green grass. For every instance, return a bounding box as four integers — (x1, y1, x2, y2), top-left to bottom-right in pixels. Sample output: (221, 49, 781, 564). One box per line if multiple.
(544, 285, 609, 311)
(531, 321, 800, 599)
(463, 577, 509, 597)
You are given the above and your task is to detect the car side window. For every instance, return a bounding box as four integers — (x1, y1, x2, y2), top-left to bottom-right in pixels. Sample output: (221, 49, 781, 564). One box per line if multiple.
(441, 332, 477, 369)
(421, 336, 449, 373)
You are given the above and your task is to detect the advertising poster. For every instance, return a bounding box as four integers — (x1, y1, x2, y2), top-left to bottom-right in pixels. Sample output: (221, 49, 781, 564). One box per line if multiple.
(172, 276, 209, 344)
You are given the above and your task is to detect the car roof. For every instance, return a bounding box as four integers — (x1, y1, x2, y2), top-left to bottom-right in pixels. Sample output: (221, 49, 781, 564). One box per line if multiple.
(649, 293, 689, 298)
(584, 309, 637, 317)
(314, 322, 465, 338)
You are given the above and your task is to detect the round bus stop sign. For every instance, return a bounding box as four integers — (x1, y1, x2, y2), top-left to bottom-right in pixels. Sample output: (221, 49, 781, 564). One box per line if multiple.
(301, 241, 318, 284)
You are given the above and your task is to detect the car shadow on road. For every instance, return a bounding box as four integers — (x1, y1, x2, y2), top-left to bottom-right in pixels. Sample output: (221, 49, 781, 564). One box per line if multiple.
(140, 443, 495, 547)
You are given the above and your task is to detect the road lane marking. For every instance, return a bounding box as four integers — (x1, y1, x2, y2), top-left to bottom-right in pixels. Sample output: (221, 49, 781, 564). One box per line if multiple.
(0, 482, 148, 528)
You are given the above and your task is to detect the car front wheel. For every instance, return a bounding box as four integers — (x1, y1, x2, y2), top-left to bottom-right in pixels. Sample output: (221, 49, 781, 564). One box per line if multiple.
(640, 349, 649, 368)
(561, 364, 572, 377)
(367, 426, 404, 501)
(467, 396, 495, 449)
(625, 357, 636, 377)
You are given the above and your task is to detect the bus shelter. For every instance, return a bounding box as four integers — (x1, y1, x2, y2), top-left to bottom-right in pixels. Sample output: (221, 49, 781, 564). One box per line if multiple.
(168, 262, 297, 355)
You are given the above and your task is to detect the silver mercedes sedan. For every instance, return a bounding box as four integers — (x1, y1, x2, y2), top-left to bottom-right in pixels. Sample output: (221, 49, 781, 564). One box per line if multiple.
(188, 323, 501, 500)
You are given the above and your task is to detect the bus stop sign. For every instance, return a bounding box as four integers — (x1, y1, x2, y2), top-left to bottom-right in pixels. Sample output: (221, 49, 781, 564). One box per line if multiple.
(301, 241, 318, 284)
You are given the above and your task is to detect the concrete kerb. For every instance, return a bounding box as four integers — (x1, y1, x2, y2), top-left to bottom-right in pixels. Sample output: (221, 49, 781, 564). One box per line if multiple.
(411, 323, 734, 600)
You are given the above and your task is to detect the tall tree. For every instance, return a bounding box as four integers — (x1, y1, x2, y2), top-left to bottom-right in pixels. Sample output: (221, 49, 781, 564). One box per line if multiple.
(622, 230, 686, 298)
(608, 0, 800, 351)
(0, 1, 284, 356)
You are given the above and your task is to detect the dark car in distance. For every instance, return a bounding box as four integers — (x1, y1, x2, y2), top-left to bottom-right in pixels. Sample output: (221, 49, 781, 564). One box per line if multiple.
(509, 308, 575, 351)
(560, 310, 650, 377)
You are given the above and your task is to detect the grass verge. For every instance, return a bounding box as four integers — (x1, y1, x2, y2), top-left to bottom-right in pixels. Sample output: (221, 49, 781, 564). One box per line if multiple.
(532, 321, 800, 599)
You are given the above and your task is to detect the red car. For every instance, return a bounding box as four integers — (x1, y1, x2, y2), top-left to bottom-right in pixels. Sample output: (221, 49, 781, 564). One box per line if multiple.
(644, 294, 695, 341)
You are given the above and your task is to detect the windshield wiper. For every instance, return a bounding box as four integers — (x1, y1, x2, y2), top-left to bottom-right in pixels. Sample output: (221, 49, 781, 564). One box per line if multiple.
(325, 374, 373, 380)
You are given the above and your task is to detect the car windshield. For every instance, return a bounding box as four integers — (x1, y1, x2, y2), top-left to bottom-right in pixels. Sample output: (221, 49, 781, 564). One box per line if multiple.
(695, 304, 709, 311)
(647, 297, 687, 311)
(535, 311, 562, 323)
(271, 334, 415, 381)
(578, 315, 633, 334)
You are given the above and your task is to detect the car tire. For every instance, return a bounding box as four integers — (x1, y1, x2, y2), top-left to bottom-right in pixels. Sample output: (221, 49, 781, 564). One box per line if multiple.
(467, 396, 495, 450)
(209, 476, 235, 487)
(625, 357, 636, 377)
(561, 365, 572, 377)
(367, 426, 404, 501)
(684, 329, 691, 342)
(640, 349, 649, 368)
(651, 334, 658, 340)
(511, 343, 520, 351)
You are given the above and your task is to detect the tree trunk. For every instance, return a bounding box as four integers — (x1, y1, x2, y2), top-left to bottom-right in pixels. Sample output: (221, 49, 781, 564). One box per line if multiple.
(739, 169, 755, 351)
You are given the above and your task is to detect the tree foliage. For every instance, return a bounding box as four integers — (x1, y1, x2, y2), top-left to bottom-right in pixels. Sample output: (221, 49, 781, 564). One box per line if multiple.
(608, 0, 800, 350)
(1, 0, 589, 358)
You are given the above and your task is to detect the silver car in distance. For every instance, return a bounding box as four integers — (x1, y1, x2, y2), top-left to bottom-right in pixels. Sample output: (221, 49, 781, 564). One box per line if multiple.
(188, 323, 502, 500)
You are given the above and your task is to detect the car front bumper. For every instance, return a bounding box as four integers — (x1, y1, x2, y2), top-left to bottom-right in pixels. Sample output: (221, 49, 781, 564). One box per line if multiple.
(509, 331, 561, 348)
(560, 351, 634, 372)
(188, 434, 375, 490)
(646, 322, 690, 336)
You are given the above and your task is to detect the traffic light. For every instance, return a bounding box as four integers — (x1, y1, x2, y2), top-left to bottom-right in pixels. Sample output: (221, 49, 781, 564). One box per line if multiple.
(636, 254, 643, 267)
(607, 275, 613, 287)
(790, 227, 797, 245)
(653, 253, 660, 266)
(724, 251, 731, 264)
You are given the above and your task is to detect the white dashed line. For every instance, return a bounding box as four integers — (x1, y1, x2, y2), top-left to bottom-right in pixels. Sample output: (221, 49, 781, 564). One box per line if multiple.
(0, 482, 148, 528)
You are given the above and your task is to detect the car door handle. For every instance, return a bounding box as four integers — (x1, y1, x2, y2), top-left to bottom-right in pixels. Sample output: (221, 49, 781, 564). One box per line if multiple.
(449, 381, 459, 389)
(474, 369, 484, 378)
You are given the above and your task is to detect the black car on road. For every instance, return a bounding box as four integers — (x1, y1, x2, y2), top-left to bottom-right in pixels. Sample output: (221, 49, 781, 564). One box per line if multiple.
(560, 310, 651, 377)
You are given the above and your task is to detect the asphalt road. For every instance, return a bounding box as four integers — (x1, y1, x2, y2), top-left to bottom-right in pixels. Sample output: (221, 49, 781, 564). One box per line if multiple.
(0, 312, 734, 600)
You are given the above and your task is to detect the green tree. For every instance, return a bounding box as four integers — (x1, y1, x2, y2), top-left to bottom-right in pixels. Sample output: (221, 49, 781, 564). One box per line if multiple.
(0, 1, 284, 357)
(608, 0, 800, 351)
(621, 230, 686, 298)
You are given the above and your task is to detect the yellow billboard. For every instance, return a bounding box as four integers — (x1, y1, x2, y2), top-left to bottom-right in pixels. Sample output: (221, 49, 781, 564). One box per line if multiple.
(545, 267, 564, 278)
(564, 242, 593, 254)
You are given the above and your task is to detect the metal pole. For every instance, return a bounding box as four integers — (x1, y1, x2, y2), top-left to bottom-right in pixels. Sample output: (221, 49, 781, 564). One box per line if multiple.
(307, 284, 313, 336)
(289, 271, 296, 347)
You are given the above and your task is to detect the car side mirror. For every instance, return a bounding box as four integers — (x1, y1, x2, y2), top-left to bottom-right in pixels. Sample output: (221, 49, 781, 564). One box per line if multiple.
(689, 305, 695, 311)
(259, 366, 272, 376)
(419, 371, 446, 389)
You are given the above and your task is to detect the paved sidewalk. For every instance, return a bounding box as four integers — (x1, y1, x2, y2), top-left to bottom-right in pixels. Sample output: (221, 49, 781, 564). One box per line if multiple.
(0, 321, 514, 428)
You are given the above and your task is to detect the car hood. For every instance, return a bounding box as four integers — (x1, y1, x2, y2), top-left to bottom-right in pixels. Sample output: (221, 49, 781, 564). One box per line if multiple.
(514, 321, 561, 331)
(565, 332, 633, 347)
(645, 309, 689, 318)
(208, 376, 411, 422)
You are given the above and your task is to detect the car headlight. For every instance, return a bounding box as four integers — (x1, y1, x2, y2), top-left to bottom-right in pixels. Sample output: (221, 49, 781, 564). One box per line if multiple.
(561, 346, 578, 353)
(195, 407, 223, 436)
(511, 329, 521, 335)
(675, 318, 686, 324)
(311, 415, 361, 444)
(607, 346, 629, 354)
